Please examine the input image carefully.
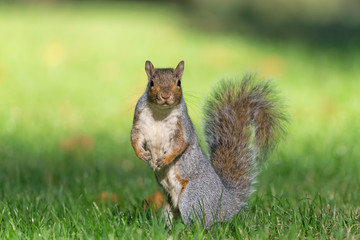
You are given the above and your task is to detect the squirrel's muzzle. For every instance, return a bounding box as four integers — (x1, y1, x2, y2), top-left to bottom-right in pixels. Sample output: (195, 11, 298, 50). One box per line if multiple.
(161, 93, 170, 100)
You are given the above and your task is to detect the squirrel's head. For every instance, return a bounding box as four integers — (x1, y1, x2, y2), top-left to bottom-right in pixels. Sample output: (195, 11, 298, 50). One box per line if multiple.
(145, 60, 184, 108)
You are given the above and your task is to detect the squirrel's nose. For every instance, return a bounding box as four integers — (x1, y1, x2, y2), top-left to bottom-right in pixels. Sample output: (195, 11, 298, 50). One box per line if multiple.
(161, 93, 170, 100)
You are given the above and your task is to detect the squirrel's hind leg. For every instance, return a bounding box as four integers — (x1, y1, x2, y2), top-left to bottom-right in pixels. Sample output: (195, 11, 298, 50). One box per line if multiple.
(178, 179, 230, 229)
(177, 181, 209, 228)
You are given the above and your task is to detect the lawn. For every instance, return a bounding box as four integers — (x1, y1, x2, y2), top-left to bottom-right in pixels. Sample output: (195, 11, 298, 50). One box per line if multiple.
(0, 2, 359, 239)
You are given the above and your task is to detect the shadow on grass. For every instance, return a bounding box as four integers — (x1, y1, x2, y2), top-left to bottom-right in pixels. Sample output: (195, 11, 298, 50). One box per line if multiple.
(0, 128, 359, 237)
(0, 133, 156, 209)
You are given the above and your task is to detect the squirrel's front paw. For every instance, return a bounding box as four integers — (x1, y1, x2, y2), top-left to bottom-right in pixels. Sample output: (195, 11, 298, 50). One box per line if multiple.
(140, 150, 151, 162)
(154, 158, 165, 170)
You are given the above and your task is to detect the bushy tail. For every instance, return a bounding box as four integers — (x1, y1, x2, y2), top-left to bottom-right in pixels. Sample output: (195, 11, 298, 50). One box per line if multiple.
(203, 75, 287, 203)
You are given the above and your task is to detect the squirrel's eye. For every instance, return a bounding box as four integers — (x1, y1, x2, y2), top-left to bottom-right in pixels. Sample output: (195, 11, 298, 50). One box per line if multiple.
(177, 80, 181, 87)
(150, 80, 154, 87)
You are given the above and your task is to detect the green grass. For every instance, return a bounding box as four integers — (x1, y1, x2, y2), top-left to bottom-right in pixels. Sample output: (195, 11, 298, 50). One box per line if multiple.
(0, 2, 359, 239)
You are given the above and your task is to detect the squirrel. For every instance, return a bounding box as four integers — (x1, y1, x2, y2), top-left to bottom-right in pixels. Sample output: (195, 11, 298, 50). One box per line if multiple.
(131, 60, 287, 228)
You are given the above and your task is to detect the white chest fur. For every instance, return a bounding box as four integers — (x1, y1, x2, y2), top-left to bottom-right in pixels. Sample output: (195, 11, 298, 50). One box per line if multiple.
(136, 105, 183, 207)
(137, 105, 180, 161)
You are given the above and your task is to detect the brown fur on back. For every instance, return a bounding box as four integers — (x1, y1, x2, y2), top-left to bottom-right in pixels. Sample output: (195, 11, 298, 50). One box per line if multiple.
(203, 75, 287, 201)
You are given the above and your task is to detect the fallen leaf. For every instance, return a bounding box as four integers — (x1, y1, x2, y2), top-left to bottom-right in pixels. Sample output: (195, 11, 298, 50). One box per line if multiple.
(143, 190, 164, 210)
(95, 192, 120, 204)
(60, 135, 95, 152)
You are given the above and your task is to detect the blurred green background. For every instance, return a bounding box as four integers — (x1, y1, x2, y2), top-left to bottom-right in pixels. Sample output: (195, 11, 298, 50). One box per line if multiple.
(0, 0, 359, 238)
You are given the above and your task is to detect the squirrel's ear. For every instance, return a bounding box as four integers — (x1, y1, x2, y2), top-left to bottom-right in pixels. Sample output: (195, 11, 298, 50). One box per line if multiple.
(175, 60, 184, 79)
(145, 60, 155, 80)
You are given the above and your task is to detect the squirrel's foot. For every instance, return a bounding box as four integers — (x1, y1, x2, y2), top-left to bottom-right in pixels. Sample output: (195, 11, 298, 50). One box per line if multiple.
(154, 158, 165, 170)
(140, 150, 151, 162)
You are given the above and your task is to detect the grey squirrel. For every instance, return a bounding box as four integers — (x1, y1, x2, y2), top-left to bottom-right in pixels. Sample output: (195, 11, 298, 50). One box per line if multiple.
(131, 60, 287, 228)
